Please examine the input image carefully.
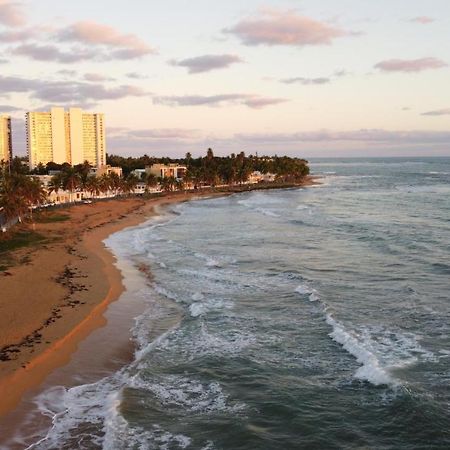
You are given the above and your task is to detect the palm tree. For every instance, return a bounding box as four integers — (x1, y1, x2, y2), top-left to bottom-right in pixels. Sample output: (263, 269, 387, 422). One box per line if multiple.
(160, 176, 176, 192)
(98, 174, 112, 197)
(124, 173, 139, 196)
(62, 169, 81, 202)
(49, 173, 64, 197)
(108, 172, 122, 197)
(175, 178, 185, 192)
(20, 176, 46, 223)
(85, 176, 101, 199)
(145, 173, 158, 193)
(0, 173, 28, 222)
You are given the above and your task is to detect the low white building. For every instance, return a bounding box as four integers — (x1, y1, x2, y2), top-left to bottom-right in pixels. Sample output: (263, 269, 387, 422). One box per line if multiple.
(146, 164, 187, 180)
(131, 169, 147, 179)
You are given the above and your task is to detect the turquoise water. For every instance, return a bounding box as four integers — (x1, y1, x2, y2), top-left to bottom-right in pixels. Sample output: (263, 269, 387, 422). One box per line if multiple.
(29, 158, 450, 449)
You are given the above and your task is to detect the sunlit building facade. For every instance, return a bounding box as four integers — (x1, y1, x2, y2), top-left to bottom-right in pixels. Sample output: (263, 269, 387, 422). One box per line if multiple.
(26, 107, 106, 170)
(0, 115, 12, 164)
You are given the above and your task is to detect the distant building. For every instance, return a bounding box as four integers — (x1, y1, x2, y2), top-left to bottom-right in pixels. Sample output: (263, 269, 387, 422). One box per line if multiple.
(26, 107, 106, 170)
(0, 115, 12, 163)
(95, 165, 123, 178)
(131, 168, 147, 179)
(146, 164, 187, 179)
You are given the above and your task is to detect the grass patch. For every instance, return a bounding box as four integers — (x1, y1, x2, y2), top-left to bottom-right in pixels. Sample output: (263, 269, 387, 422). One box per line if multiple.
(0, 231, 47, 254)
(35, 212, 70, 223)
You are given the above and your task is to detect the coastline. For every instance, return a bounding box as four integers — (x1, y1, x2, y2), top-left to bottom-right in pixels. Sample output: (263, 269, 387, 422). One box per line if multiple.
(0, 179, 317, 444)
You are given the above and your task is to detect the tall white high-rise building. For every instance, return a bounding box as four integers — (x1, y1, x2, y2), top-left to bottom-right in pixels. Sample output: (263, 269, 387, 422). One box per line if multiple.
(0, 115, 12, 164)
(26, 107, 106, 170)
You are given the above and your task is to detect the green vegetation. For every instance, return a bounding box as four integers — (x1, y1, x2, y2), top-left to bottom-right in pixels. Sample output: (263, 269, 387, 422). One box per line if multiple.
(108, 149, 310, 186)
(0, 229, 48, 272)
(0, 230, 46, 254)
(0, 166, 47, 223)
(36, 213, 70, 223)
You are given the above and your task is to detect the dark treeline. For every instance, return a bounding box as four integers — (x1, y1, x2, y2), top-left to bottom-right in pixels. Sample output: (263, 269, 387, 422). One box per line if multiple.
(1, 150, 310, 223)
(2, 150, 310, 184)
(107, 149, 310, 183)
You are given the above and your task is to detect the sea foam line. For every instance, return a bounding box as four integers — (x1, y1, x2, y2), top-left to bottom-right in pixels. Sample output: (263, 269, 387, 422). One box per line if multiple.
(295, 283, 396, 386)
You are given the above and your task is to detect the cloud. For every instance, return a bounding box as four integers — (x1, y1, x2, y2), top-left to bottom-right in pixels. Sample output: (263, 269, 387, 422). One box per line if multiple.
(14, 43, 101, 63)
(0, 104, 21, 112)
(123, 128, 200, 139)
(234, 129, 450, 145)
(421, 108, 450, 116)
(334, 69, 350, 77)
(243, 97, 287, 109)
(0, 0, 26, 27)
(281, 77, 330, 85)
(56, 21, 155, 59)
(375, 57, 447, 72)
(84, 73, 115, 82)
(409, 16, 434, 24)
(126, 72, 149, 79)
(34, 82, 147, 103)
(0, 75, 148, 103)
(225, 9, 351, 47)
(0, 75, 41, 93)
(57, 69, 77, 77)
(0, 28, 35, 42)
(153, 93, 286, 109)
(170, 54, 243, 73)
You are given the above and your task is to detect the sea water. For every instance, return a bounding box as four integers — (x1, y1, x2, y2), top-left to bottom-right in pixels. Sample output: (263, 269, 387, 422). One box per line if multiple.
(27, 158, 450, 449)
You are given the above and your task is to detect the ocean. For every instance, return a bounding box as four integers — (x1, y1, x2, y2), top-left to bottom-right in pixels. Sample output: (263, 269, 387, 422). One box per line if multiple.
(27, 158, 450, 449)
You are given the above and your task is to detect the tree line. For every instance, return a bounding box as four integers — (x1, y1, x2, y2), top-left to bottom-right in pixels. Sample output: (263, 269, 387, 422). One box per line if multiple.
(1, 150, 309, 224)
(107, 149, 310, 184)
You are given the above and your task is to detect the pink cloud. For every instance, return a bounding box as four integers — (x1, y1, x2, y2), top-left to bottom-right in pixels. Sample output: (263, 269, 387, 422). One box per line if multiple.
(0, 0, 25, 27)
(171, 54, 243, 74)
(421, 108, 450, 116)
(0, 28, 35, 42)
(225, 10, 350, 47)
(409, 16, 434, 24)
(375, 57, 447, 72)
(154, 93, 286, 109)
(235, 129, 450, 145)
(57, 21, 155, 58)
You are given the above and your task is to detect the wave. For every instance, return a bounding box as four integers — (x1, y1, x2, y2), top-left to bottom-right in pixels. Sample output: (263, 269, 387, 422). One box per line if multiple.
(189, 298, 234, 318)
(129, 374, 245, 414)
(295, 283, 319, 302)
(325, 314, 395, 386)
(237, 195, 282, 218)
(295, 284, 434, 387)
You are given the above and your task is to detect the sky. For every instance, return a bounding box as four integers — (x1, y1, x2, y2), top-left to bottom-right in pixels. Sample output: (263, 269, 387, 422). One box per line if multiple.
(1, 0, 450, 158)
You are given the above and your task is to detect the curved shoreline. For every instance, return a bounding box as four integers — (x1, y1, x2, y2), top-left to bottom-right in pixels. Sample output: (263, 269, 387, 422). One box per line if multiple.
(0, 192, 220, 447)
(0, 181, 317, 445)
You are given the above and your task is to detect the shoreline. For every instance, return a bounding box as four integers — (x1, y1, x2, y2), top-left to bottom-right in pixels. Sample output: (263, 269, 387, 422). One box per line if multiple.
(0, 179, 317, 444)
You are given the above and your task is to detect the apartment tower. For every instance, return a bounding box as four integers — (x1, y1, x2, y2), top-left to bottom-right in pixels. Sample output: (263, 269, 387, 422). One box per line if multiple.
(0, 115, 12, 163)
(26, 107, 106, 170)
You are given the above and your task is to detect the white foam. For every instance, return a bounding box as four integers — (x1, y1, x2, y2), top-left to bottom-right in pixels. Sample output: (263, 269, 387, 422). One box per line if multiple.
(325, 313, 395, 386)
(254, 207, 280, 218)
(153, 284, 179, 302)
(191, 292, 205, 301)
(206, 258, 222, 268)
(130, 375, 244, 414)
(295, 284, 314, 295)
(188, 298, 233, 318)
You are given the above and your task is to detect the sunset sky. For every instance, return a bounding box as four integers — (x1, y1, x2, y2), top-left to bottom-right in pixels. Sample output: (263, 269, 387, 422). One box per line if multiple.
(1, 0, 450, 158)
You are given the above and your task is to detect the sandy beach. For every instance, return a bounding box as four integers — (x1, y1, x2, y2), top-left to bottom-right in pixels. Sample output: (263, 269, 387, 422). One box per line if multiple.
(0, 179, 318, 446)
(0, 191, 214, 421)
